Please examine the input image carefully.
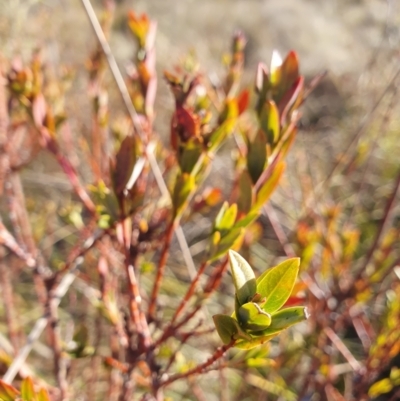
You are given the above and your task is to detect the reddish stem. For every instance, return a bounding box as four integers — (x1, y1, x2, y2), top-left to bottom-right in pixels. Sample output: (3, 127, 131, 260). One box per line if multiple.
(148, 220, 175, 321)
(159, 341, 234, 388)
(169, 260, 208, 326)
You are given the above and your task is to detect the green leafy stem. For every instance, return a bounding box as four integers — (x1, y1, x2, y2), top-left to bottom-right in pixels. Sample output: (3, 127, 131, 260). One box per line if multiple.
(213, 250, 309, 349)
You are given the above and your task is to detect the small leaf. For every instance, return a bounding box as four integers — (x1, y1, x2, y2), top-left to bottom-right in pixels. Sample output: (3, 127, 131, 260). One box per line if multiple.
(237, 89, 250, 115)
(257, 306, 309, 336)
(0, 380, 20, 401)
(247, 129, 267, 184)
(253, 161, 285, 210)
(257, 258, 300, 313)
(178, 141, 203, 174)
(37, 388, 51, 401)
(368, 378, 393, 398)
(212, 315, 239, 344)
(228, 250, 257, 305)
(237, 170, 254, 214)
(237, 302, 272, 332)
(215, 203, 238, 233)
(234, 211, 260, 229)
(112, 135, 138, 196)
(172, 173, 196, 218)
(210, 228, 244, 261)
(21, 377, 36, 401)
(259, 100, 280, 146)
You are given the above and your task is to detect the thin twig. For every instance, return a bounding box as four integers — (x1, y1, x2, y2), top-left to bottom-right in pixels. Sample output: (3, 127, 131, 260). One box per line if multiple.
(168, 260, 209, 326)
(148, 221, 175, 321)
(80, 0, 197, 281)
(3, 262, 80, 383)
(324, 327, 364, 374)
(159, 341, 234, 388)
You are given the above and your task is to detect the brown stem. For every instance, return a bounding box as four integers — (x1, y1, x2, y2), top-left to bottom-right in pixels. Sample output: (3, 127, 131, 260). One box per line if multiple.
(158, 341, 234, 388)
(48, 293, 69, 400)
(0, 261, 20, 352)
(148, 220, 175, 321)
(120, 218, 152, 352)
(168, 260, 208, 326)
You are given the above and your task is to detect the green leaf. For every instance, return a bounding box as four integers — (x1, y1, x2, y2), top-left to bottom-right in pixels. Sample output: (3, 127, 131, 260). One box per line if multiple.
(228, 250, 257, 305)
(37, 388, 51, 401)
(212, 315, 239, 344)
(234, 211, 260, 229)
(256, 258, 300, 313)
(257, 306, 309, 336)
(179, 141, 203, 174)
(234, 333, 279, 350)
(247, 129, 267, 184)
(237, 302, 271, 332)
(215, 203, 238, 233)
(172, 173, 196, 218)
(237, 170, 254, 214)
(368, 378, 393, 398)
(0, 380, 20, 401)
(259, 100, 280, 146)
(21, 377, 36, 401)
(210, 227, 244, 262)
(253, 161, 285, 210)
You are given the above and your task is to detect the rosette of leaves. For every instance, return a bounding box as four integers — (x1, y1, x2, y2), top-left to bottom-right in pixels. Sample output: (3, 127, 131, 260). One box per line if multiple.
(213, 250, 309, 349)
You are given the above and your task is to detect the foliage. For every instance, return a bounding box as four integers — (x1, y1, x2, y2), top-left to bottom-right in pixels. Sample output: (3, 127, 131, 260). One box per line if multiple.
(0, 1, 399, 401)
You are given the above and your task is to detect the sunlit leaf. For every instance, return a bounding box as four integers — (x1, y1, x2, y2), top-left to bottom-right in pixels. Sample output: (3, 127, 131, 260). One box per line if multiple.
(37, 388, 51, 401)
(257, 258, 300, 313)
(237, 302, 271, 332)
(259, 100, 280, 146)
(0, 380, 20, 401)
(257, 306, 309, 336)
(228, 250, 256, 305)
(215, 203, 238, 233)
(21, 377, 36, 401)
(368, 378, 393, 398)
(172, 173, 196, 218)
(253, 161, 285, 210)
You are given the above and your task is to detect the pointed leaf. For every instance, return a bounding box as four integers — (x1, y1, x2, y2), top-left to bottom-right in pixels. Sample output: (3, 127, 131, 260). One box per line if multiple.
(237, 169, 254, 214)
(37, 388, 51, 401)
(247, 129, 267, 184)
(238, 302, 271, 332)
(257, 306, 309, 336)
(257, 258, 300, 313)
(112, 135, 138, 196)
(237, 89, 250, 115)
(212, 315, 239, 344)
(253, 161, 285, 210)
(172, 173, 196, 218)
(259, 100, 280, 146)
(210, 228, 244, 262)
(178, 141, 203, 174)
(21, 377, 36, 401)
(228, 250, 256, 305)
(216, 203, 237, 232)
(234, 210, 260, 229)
(0, 380, 20, 401)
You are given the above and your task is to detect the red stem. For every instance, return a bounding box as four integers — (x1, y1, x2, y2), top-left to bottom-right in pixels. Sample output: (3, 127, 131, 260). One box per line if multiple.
(159, 341, 234, 388)
(148, 220, 175, 321)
